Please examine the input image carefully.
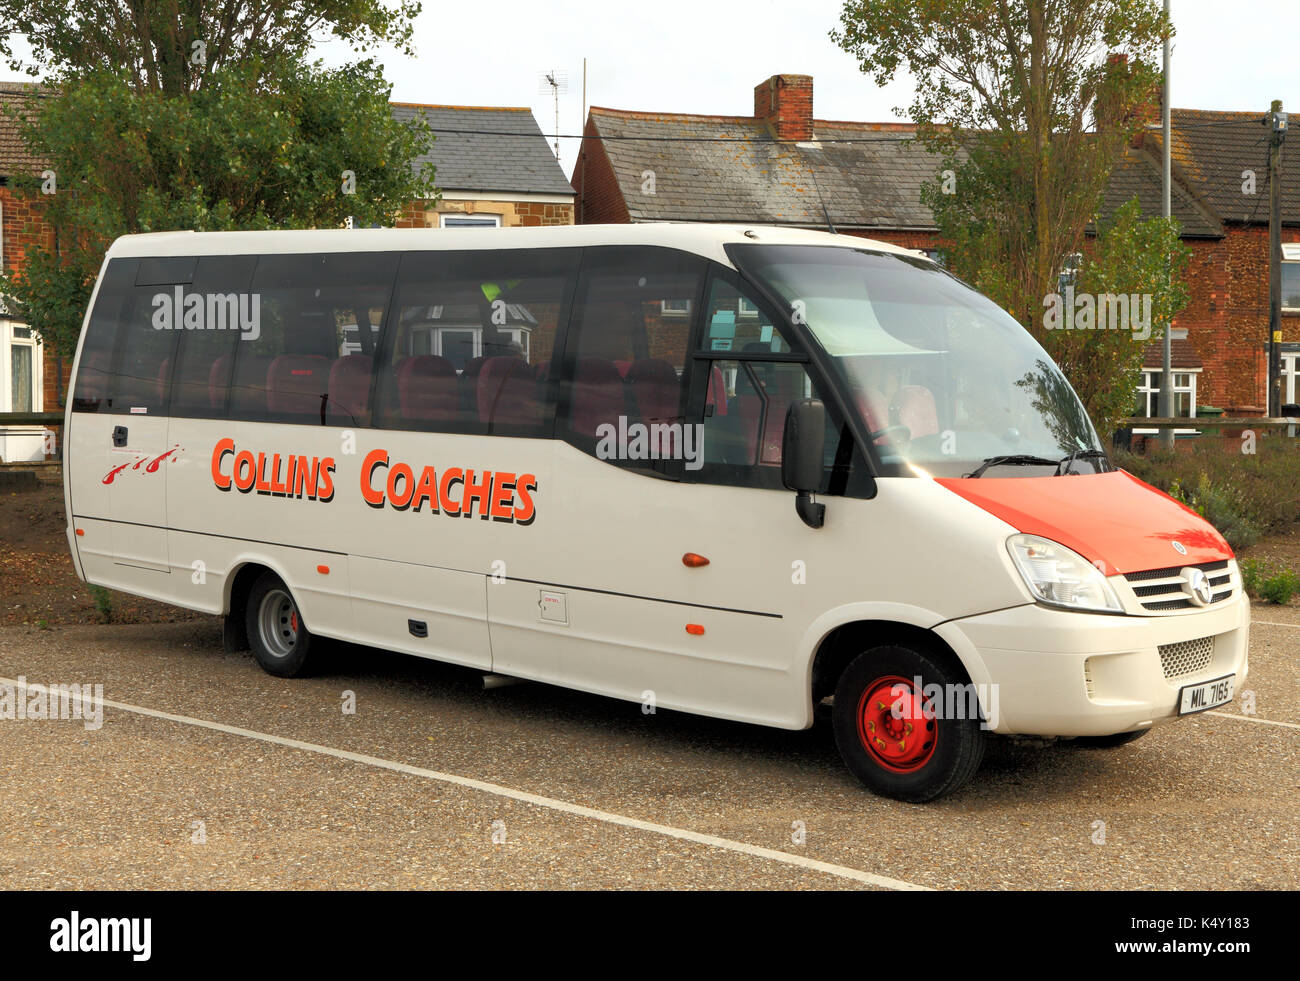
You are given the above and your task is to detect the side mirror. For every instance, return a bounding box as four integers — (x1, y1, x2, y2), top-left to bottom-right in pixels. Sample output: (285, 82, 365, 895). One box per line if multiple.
(782, 398, 826, 528)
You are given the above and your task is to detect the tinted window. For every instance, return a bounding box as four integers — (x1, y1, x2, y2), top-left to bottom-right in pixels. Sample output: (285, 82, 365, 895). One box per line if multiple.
(557, 247, 703, 475)
(374, 249, 579, 436)
(71, 256, 181, 415)
(688, 269, 870, 495)
(230, 252, 397, 425)
(168, 255, 258, 418)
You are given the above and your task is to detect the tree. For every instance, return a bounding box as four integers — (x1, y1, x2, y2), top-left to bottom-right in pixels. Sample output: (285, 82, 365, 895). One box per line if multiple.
(1051, 198, 1191, 436)
(832, 0, 1169, 332)
(0, 58, 436, 369)
(0, 0, 422, 95)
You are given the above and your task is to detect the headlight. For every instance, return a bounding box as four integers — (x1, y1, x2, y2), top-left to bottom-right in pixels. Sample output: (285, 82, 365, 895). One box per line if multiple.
(1006, 534, 1123, 613)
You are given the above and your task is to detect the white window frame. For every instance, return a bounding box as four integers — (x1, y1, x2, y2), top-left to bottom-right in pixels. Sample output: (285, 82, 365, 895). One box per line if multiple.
(1, 319, 42, 413)
(1135, 368, 1199, 435)
(737, 296, 759, 319)
(661, 298, 691, 317)
(439, 213, 501, 228)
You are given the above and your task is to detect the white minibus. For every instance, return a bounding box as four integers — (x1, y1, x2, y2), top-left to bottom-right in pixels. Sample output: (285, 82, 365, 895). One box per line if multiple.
(64, 224, 1248, 801)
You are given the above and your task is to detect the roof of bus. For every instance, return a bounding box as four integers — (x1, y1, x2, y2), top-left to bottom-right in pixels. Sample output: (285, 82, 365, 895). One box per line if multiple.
(103, 223, 927, 268)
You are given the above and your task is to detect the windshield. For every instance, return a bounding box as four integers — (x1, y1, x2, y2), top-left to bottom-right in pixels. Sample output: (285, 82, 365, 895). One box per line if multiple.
(728, 244, 1106, 479)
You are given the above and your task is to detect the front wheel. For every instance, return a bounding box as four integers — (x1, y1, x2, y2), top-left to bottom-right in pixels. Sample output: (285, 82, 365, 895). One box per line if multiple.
(245, 572, 316, 677)
(832, 644, 986, 803)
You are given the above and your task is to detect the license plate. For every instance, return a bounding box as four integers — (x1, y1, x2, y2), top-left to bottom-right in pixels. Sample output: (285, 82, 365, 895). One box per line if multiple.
(1178, 674, 1235, 715)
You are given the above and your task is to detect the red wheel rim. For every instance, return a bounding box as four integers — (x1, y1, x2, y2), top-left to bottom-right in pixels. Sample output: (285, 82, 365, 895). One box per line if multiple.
(856, 675, 938, 773)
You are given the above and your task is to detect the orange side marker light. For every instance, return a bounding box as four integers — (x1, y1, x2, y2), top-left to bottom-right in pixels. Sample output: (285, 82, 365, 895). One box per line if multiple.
(682, 553, 710, 568)
(685, 623, 705, 635)
(317, 565, 330, 575)
(75, 529, 85, 537)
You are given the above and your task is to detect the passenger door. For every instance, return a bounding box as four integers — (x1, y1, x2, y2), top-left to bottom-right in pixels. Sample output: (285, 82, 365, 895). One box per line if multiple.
(68, 256, 185, 576)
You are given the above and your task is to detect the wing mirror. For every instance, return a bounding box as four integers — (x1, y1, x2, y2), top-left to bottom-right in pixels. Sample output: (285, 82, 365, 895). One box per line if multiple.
(782, 398, 826, 528)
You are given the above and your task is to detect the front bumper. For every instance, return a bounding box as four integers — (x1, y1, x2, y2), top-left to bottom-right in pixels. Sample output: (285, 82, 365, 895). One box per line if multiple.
(936, 592, 1250, 737)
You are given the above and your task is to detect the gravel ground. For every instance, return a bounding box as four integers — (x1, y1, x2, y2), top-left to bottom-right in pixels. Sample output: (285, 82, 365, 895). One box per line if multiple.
(0, 611, 1296, 890)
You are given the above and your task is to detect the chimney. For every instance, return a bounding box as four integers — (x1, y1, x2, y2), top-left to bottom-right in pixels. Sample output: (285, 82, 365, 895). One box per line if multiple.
(754, 74, 813, 142)
(1098, 53, 1159, 149)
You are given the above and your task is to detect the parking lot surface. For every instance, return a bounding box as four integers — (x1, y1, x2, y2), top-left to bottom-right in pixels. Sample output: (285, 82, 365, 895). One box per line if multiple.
(2, 610, 1297, 890)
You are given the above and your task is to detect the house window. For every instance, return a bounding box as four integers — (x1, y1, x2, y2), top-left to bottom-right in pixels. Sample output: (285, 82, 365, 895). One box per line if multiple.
(1283, 261, 1300, 312)
(440, 213, 501, 228)
(2, 321, 41, 413)
(1135, 369, 1198, 434)
(737, 295, 759, 319)
(661, 298, 691, 317)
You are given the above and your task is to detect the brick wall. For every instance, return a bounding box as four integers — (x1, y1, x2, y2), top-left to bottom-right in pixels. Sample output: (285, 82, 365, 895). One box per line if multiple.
(396, 197, 574, 228)
(571, 117, 632, 226)
(754, 75, 814, 143)
(1, 186, 70, 423)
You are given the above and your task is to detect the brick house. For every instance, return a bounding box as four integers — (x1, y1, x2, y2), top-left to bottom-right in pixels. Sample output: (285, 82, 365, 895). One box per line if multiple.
(573, 74, 1300, 418)
(390, 104, 575, 229)
(0, 81, 57, 463)
(0, 93, 573, 461)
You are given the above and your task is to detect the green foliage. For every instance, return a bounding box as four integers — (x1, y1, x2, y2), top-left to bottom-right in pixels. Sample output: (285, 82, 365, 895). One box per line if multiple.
(833, 0, 1169, 329)
(88, 585, 113, 623)
(1258, 568, 1299, 605)
(0, 59, 435, 366)
(0, 1, 422, 95)
(1052, 197, 1192, 437)
(1239, 558, 1263, 596)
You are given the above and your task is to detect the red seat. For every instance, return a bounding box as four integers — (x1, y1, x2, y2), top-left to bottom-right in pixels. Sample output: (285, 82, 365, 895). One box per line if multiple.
(266, 354, 328, 418)
(326, 355, 373, 426)
(627, 359, 682, 456)
(569, 357, 625, 438)
(478, 356, 540, 428)
(395, 355, 460, 423)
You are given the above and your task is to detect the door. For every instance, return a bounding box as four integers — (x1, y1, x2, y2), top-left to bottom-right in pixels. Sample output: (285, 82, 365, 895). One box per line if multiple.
(483, 250, 866, 727)
(68, 256, 180, 575)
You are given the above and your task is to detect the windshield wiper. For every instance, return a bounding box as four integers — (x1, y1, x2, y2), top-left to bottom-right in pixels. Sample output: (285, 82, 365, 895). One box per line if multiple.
(1055, 448, 1111, 475)
(965, 455, 1059, 478)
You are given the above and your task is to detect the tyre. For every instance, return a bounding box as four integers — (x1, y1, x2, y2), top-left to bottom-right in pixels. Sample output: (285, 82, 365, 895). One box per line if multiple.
(1074, 728, 1150, 748)
(245, 571, 316, 677)
(832, 644, 986, 803)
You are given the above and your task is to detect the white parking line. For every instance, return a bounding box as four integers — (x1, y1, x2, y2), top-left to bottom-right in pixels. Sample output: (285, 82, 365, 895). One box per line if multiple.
(1250, 620, 1300, 629)
(1207, 711, 1300, 731)
(0, 675, 927, 892)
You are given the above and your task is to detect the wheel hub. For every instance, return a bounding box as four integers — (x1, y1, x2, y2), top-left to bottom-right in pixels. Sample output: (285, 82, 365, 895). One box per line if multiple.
(856, 675, 938, 772)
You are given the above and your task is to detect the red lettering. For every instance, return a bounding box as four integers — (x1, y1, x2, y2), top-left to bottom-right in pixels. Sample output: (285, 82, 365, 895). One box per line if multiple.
(490, 472, 516, 521)
(462, 468, 492, 519)
(411, 465, 440, 513)
(317, 459, 336, 502)
(440, 467, 465, 516)
(254, 452, 272, 493)
(360, 449, 388, 508)
(386, 462, 415, 509)
(513, 474, 538, 525)
(233, 451, 256, 492)
(211, 438, 235, 490)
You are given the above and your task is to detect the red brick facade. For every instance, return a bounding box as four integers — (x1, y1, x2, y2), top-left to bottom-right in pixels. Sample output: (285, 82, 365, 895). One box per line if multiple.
(571, 117, 632, 226)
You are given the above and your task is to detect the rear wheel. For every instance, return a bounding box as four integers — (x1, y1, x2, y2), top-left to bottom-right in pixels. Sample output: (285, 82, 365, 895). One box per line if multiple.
(832, 644, 986, 803)
(1075, 728, 1150, 748)
(245, 572, 315, 677)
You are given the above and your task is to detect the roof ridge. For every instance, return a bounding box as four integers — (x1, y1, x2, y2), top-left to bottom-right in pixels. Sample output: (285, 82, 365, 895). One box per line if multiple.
(391, 103, 533, 113)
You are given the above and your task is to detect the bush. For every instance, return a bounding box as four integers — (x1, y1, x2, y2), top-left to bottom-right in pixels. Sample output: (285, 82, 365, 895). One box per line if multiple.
(88, 585, 113, 623)
(1239, 558, 1263, 596)
(1115, 438, 1300, 551)
(1258, 568, 1299, 605)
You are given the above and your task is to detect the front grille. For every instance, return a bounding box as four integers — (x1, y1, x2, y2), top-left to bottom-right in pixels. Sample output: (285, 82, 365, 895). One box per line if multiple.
(1158, 636, 1215, 678)
(1124, 560, 1232, 611)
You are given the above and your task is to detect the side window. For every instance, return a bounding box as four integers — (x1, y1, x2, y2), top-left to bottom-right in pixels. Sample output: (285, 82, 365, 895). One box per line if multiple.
(230, 253, 397, 425)
(558, 246, 704, 474)
(72, 258, 139, 413)
(690, 271, 867, 494)
(374, 248, 579, 436)
(169, 255, 258, 418)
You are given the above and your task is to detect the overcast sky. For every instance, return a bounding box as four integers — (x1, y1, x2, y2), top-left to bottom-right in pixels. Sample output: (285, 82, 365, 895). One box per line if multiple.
(4, 0, 1296, 180)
